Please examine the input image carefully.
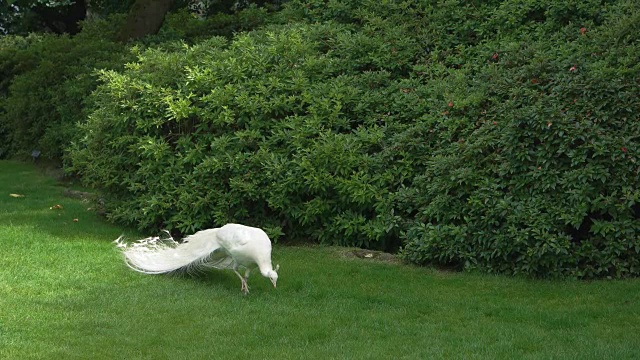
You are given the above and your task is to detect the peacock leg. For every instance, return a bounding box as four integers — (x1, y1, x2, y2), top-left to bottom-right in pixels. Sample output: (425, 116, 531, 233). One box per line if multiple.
(233, 269, 249, 294)
(243, 268, 251, 293)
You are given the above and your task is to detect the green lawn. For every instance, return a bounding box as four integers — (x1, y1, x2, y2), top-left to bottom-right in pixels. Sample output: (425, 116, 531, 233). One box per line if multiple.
(1, 160, 639, 359)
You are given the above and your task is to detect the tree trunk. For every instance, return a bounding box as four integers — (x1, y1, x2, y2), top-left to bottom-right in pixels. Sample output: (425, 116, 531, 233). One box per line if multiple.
(117, 0, 174, 42)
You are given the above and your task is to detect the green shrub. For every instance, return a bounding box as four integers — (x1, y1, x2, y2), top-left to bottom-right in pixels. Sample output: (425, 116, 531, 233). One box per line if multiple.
(0, 34, 42, 97)
(398, 0, 640, 278)
(160, 6, 272, 43)
(0, 34, 44, 158)
(0, 5, 278, 162)
(70, 23, 402, 249)
(0, 15, 130, 161)
(70, 0, 640, 278)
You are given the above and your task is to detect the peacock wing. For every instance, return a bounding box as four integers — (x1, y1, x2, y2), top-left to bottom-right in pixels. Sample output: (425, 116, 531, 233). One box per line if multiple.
(202, 247, 235, 269)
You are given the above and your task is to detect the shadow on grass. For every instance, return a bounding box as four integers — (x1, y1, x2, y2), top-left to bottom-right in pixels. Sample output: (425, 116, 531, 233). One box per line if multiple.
(176, 268, 278, 295)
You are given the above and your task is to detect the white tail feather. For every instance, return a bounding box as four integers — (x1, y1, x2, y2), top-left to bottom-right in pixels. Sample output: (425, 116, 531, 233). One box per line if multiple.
(114, 229, 231, 274)
(115, 223, 279, 293)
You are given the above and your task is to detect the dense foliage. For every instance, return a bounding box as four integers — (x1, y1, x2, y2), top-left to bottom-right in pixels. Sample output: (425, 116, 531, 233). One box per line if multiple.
(4, 0, 640, 278)
(0, 6, 272, 162)
(69, 23, 397, 248)
(0, 15, 130, 161)
(394, 0, 640, 278)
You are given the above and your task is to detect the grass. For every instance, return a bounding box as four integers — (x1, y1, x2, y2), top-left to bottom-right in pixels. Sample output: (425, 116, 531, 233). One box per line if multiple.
(1, 160, 640, 359)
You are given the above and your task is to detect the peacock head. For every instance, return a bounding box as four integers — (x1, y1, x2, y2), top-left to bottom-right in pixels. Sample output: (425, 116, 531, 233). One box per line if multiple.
(268, 264, 280, 288)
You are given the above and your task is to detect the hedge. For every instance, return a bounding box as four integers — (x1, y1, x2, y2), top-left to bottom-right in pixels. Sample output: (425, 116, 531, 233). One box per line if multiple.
(66, 0, 640, 278)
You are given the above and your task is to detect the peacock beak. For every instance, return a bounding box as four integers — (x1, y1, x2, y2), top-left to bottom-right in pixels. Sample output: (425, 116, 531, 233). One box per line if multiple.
(271, 278, 277, 288)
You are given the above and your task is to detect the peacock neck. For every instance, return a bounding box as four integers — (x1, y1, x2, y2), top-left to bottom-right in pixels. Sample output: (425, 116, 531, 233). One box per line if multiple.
(258, 262, 274, 277)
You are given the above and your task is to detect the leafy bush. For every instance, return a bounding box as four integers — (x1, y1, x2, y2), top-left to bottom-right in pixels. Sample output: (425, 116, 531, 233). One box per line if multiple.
(0, 34, 41, 96)
(0, 34, 44, 158)
(0, 5, 279, 162)
(0, 15, 130, 161)
(398, 0, 640, 278)
(160, 6, 272, 42)
(70, 23, 401, 249)
(70, 0, 640, 278)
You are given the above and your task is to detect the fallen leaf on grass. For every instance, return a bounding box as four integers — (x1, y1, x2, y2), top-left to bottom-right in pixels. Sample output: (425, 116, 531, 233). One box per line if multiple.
(9, 193, 25, 198)
(50, 204, 63, 210)
(73, 218, 79, 222)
